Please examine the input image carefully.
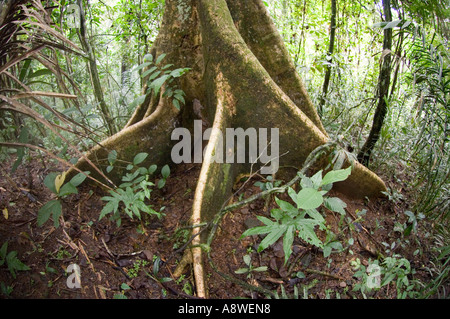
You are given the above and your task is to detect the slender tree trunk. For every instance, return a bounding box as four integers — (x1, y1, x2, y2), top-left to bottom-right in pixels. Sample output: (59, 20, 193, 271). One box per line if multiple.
(76, 0, 117, 136)
(318, 0, 337, 117)
(357, 0, 392, 166)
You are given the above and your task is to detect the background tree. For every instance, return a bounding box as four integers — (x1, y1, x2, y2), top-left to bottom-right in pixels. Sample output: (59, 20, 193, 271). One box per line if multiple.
(318, 0, 337, 116)
(357, 0, 393, 165)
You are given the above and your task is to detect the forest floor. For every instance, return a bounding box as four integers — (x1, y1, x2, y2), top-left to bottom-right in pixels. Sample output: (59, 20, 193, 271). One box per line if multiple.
(0, 152, 438, 299)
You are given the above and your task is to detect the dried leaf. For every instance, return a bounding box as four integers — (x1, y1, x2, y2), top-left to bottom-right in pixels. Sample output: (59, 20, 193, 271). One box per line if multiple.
(55, 172, 67, 194)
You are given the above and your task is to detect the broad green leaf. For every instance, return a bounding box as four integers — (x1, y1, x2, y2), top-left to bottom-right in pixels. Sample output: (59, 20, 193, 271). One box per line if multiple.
(235, 268, 249, 274)
(142, 66, 158, 78)
(169, 67, 190, 78)
(28, 68, 53, 79)
(42, 173, 58, 194)
(283, 225, 295, 264)
(276, 194, 298, 216)
(324, 197, 347, 215)
(161, 63, 174, 70)
(99, 200, 116, 220)
(69, 171, 90, 187)
(383, 19, 402, 29)
(296, 220, 324, 248)
(172, 98, 180, 110)
(155, 53, 167, 65)
(320, 166, 352, 187)
(258, 225, 287, 253)
(304, 209, 325, 223)
(148, 164, 157, 174)
(270, 208, 284, 221)
(157, 179, 166, 189)
(372, 22, 388, 28)
(143, 54, 153, 62)
(19, 59, 31, 82)
(108, 150, 117, 165)
(134, 61, 152, 72)
(161, 164, 170, 179)
(310, 170, 323, 189)
(299, 174, 314, 189)
(174, 93, 185, 105)
(150, 74, 170, 96)
(243, 254, 251, 266)
(133, 152, 148, 165)
(130, 95, 147, 108)
(6, 251, 30, 278)
(58, 182, 78, 197)
(295, 188, 323, 210)
(38, 199, 62, 227)
(121, 283, 131, 290)
(148, 70, 162, 81)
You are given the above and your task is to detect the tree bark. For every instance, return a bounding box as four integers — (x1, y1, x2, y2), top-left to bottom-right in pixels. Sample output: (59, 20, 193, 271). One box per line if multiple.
(71, 0, 387, 298)
(357, 0, 392, 166)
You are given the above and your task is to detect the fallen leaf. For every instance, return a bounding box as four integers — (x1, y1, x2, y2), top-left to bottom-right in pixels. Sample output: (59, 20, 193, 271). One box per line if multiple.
(2, 207, 7, 219)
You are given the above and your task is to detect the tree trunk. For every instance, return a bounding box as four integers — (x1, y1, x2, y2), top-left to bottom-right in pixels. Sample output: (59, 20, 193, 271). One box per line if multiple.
(357, 0, 392, 166)
(77, 0, 117, 136)
(71, 0, 387, 298)
(318, 0, 337, 116)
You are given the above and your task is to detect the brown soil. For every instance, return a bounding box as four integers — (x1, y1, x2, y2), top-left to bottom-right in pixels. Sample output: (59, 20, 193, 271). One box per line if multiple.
(0, 153, 436, 299)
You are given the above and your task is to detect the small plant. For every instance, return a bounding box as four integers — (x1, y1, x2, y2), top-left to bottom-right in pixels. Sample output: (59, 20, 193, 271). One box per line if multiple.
(254, 175, 283, 191)
(0, 282, 13, 297)
(38, 170, 90, 227)
(113, 283, 131, 299)
(322, 231, 344, 258)
(403, 210, 425, 236)
(235, 254, 268, 279)
(127, 259, 149, 278)
(131, 53, 190, 110)
(0, 242, 30, 279)
(100, 152, 168, 226)
(352, 255, 421, 299)
(241, 167, 351, 264)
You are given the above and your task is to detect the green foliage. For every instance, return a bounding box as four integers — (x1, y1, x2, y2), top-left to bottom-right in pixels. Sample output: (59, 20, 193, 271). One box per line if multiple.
(0, 242, 30, 279)
(128, 259, 150, 278)
(99, 151, 168, 226)
(38, 171, 90, 228)
(352, 256, 421, 299)
(242, 167, 351, 264)
(235, 254, 268, 278)
(131, 53, 190, 110)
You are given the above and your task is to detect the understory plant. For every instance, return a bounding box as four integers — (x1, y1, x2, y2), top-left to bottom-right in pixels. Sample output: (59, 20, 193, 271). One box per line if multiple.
(38, 170, 90, 227)
(242, 166, 351, 264)
(352, 255, 421, 299)
(99, 151, 168, 226)
(0, 242, 30, 279)
(131, 53, 190, 110)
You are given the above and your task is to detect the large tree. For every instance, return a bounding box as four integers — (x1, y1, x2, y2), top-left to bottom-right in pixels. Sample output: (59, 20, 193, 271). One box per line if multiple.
(72, 0, 387, 297)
